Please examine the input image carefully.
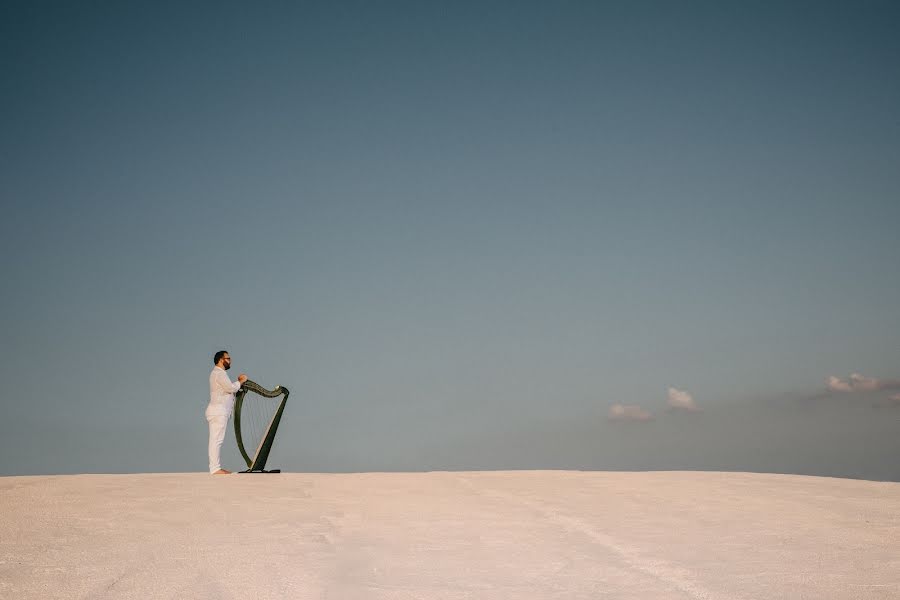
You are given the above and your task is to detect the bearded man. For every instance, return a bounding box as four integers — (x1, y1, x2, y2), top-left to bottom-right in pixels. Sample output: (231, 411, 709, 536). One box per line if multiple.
(206, 350, 247, 474)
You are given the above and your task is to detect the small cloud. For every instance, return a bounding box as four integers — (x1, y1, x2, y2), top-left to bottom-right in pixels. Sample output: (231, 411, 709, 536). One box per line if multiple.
(608, 404, 653, 422)
(848, 373, 880, 392)
(825, 373, 900, 394)
(667, 387, 700, 412)
(820, 373, 900, 407)
(826, 376, 854, 393)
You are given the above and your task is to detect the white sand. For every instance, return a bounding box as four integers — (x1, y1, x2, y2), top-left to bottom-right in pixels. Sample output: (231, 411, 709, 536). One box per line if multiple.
(1, 471, 897, 599)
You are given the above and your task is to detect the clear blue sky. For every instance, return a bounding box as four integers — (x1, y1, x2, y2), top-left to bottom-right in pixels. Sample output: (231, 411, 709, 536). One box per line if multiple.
(2, 1, 898, 478)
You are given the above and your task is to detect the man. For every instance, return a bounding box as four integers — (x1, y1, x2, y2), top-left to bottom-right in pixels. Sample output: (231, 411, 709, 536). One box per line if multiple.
(207, 350, 248, 475)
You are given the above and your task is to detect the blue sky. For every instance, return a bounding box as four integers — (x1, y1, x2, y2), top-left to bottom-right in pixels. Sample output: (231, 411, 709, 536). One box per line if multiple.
(2, 1, 898, 478)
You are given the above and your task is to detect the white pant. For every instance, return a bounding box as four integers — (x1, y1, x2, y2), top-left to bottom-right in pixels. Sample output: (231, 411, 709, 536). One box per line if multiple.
(206, 414, 229, 473)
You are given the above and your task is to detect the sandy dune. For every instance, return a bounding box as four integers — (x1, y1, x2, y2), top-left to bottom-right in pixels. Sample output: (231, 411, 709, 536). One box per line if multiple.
(1, 471, 897, 599)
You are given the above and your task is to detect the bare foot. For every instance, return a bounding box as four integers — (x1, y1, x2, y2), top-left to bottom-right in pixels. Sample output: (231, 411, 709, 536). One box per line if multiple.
(212, 469, 231, 475)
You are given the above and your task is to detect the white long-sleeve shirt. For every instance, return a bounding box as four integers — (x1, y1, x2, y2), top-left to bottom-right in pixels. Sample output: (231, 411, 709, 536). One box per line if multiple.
(207, 366, 241, 417)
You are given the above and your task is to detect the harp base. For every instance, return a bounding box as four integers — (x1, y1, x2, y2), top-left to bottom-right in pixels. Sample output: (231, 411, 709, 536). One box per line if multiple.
(238, 469, 281, 474)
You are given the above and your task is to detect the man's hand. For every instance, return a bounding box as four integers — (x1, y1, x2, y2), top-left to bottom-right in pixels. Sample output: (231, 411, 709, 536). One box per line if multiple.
(238, 374, 248, 384)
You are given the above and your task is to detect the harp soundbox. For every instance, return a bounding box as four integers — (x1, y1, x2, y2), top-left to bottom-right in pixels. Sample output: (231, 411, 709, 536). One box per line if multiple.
(233, 380, 289, 473)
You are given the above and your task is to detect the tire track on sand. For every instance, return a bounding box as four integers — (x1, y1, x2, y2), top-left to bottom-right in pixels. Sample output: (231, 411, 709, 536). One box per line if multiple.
(457, 475, 732, 600)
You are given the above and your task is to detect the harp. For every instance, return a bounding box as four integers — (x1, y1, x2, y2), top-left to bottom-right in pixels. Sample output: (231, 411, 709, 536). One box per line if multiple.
(233, 380, 289, 473)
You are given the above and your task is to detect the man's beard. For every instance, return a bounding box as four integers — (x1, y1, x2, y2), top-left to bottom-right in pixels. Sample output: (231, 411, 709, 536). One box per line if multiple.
(223, 362, 231, 370)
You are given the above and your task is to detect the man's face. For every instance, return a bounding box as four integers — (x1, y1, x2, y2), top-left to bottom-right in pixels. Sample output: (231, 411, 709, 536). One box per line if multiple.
(222, 355, 231, 370)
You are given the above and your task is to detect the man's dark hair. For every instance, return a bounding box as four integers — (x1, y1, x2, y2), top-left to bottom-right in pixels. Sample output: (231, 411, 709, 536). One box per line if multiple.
(213, 350, 229, 365)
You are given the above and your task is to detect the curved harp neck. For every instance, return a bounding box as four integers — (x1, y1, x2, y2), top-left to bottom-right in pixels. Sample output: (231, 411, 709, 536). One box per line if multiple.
(240, 379, 288, 398)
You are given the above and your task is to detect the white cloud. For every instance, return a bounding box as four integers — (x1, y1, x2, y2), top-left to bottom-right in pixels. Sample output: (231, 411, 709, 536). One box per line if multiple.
(825, 373, 900, 394)
(848, 373, 880, 392)
(667, 387, 699, 412)
(608, 404, 653, 422)
(826, 376, 854, 393)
